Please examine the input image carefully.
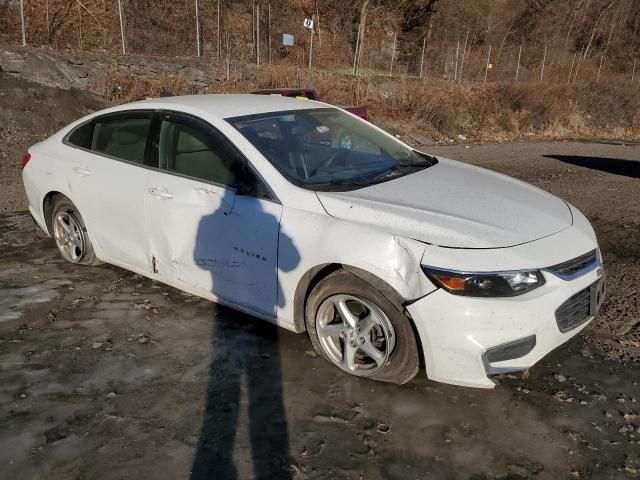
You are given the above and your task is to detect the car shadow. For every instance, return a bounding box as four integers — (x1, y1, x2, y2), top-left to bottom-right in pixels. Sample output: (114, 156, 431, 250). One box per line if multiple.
(189, 188, 299, 480)
(543, 155, 640, 179)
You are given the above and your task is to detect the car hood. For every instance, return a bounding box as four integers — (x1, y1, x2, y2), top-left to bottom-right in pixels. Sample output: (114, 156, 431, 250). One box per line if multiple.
(316, 158, 573, 249)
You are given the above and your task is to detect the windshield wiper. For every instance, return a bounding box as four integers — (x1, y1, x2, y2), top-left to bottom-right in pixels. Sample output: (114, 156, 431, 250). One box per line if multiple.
(304, 179, 366, 191)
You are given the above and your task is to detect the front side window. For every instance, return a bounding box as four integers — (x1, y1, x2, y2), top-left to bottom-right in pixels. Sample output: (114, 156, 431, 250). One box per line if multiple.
(93, 113, 152, 164)
(158, 117, 239, 187)
(227, 108, 436, 191)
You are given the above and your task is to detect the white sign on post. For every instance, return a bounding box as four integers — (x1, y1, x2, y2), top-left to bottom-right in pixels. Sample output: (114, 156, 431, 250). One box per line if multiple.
(282, 33, 294, 46)
(303, 18, 314, 30)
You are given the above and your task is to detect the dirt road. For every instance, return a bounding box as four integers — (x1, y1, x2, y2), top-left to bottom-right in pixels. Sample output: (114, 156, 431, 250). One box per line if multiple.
(1, 135, 639, 479)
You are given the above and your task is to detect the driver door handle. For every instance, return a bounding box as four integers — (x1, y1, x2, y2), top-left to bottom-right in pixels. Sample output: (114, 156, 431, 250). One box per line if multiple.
(148, 186, 173, 200)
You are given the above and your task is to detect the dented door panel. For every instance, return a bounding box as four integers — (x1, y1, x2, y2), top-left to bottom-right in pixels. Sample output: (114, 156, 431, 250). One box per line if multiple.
(145, 170, 282, 318)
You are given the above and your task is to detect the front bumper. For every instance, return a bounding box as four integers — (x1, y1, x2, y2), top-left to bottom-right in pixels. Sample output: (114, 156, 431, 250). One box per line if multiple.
(407, 261, 604, 389)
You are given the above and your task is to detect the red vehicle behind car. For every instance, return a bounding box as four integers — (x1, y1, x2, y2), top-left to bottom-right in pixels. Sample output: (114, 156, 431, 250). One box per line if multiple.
(251, 88, 369, 121)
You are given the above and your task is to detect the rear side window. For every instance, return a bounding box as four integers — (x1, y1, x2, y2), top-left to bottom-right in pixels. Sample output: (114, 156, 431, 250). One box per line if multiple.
(67, 122, 94, 149)
(93, 114, 152, 164)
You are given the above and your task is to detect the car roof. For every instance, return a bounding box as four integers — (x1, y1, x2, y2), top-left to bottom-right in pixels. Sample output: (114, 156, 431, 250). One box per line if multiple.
(122, 94, 323, 119)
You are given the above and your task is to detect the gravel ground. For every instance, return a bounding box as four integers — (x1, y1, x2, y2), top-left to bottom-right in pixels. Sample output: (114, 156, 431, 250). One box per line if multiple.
(1, 75, 640, 479)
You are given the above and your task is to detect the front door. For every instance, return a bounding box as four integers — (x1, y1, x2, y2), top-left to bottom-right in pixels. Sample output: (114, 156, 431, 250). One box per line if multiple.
(145, 111, 282, 318)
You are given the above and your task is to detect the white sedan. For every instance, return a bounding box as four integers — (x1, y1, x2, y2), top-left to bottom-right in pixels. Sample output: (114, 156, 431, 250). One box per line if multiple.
(22, 95, 604, 388)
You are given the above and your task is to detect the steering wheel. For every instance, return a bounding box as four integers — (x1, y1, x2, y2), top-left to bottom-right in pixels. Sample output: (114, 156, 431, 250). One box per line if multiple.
(321, 148, 349, 170)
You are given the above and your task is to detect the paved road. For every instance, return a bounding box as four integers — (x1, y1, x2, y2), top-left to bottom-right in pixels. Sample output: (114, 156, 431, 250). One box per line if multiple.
(1, 141, 639, 479)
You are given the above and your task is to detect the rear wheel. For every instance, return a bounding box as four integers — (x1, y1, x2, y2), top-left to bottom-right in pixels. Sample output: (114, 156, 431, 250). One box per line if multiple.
(305, 270, 419, 384)
(51, 196, 101, 266)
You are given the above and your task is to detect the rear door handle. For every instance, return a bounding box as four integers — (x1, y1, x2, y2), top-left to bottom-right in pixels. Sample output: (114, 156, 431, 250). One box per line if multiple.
(72, 166, 91, 177)
(148, 187, 173, 200)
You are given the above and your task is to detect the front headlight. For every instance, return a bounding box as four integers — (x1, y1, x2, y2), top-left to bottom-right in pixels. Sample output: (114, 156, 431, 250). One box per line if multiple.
(423, 267, 545, 297)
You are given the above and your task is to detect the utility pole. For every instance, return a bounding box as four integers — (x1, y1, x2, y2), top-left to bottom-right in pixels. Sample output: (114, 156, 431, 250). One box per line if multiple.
(117, 0, 126, 54)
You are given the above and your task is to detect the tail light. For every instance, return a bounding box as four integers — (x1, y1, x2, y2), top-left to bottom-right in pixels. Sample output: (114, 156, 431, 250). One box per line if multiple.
(22, 152, 31, 169)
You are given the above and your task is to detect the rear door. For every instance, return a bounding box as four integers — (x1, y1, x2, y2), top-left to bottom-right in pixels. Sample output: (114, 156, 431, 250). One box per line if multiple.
(64, 111, 153, 270)
(144, 111, 282, 317)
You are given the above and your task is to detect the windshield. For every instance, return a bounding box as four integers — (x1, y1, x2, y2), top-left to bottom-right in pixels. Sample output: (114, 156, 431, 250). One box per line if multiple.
(226, 108, 437, 191)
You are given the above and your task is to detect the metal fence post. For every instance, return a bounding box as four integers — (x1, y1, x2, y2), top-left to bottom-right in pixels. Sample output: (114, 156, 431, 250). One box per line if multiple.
(117, 0, 126, 54)
(195, 0, 201, 57)
(484, 45, 492, 83)
(20, 0, 26, 46)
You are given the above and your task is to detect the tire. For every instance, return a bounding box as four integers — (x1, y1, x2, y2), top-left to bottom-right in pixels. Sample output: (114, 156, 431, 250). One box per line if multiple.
(305, 269, 419, 384)
(50, 196, 101, 266)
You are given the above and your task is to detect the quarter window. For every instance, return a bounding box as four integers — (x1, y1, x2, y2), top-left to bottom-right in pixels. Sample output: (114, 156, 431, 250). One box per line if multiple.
(67, 122, 94, 149)
(93, 114, 152, 164)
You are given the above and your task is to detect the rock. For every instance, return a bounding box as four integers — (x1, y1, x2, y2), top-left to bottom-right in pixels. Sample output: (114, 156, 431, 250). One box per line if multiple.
(137, 334, 151, 345)
(554, 373, 567, 383)
(106, 391, 117, 399)
(91, 342, 102, 349)
(407, 133, 435, 146)
(19, 393, 27, 399)
(376, 423, 391, 434)
(304, 350, 318, 358)
(457, 134, 467, 141)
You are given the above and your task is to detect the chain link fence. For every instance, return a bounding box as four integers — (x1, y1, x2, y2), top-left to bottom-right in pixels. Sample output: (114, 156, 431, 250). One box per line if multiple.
(0, 0, 636, 86)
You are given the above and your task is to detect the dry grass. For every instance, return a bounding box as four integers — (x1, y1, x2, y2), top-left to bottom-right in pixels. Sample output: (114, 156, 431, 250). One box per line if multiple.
(94, 62, 640, 144)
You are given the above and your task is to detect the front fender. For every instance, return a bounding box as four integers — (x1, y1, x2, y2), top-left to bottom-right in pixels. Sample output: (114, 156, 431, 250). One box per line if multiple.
(277, 208, 436, 330)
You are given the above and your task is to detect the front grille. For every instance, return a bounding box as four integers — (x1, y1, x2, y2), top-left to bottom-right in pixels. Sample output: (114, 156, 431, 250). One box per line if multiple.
(555, 285, 592, 332)
(548, 249, 597, 277)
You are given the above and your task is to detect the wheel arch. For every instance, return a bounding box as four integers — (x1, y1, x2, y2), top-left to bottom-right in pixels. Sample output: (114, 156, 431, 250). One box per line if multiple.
(293, 263, 408, 333)
(43, 191, 66, 236)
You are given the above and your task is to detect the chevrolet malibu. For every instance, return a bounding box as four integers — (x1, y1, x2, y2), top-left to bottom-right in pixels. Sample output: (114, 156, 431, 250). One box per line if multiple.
(22, 95, 605, 388)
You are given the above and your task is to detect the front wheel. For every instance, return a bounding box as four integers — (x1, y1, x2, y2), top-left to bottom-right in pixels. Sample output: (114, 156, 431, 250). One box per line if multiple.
(305, 270, 420, 384)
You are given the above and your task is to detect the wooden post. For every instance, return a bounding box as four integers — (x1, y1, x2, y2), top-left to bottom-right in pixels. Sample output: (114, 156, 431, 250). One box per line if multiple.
(419, 36, 426, 78)
(540, 44, 547, 81)
(389, 32, 396, 76)
(484, 45, 492, 83)
(515, 45, 522, 82)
